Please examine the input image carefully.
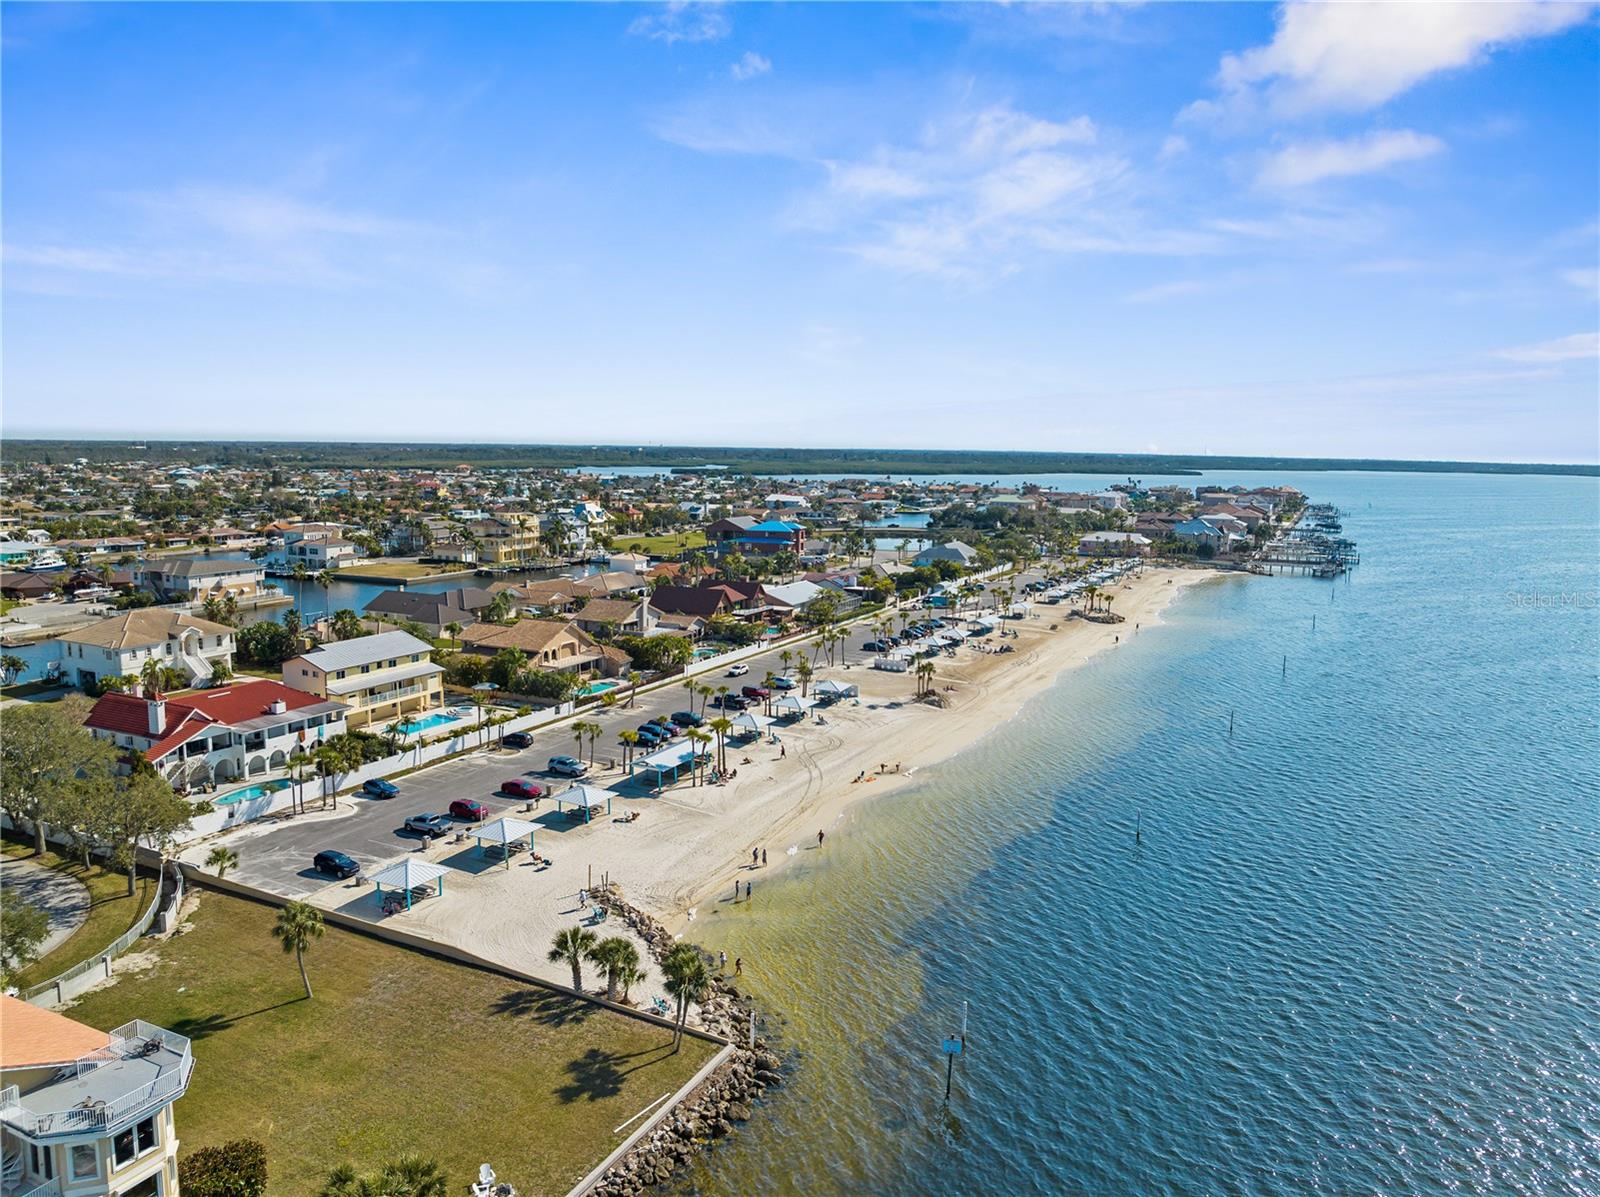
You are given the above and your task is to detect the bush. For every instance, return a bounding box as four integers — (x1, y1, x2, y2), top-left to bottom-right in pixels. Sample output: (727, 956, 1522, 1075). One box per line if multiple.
(178, 1139, 268, 1197)
(237, 621, 297, 667)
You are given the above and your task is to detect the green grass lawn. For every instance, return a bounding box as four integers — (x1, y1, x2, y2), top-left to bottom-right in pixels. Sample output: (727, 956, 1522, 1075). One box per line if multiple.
(64, 891, 719, 1196)
(613, 530, 707, 557)
(1, 839, 156, 990)
(0, 678, 68, 699)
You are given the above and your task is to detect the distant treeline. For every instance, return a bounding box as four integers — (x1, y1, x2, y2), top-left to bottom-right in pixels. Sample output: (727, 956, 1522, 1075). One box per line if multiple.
(5, 441, 1597, 478)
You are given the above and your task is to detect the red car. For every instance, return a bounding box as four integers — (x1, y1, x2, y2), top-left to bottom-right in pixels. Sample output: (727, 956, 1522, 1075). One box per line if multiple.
(449, 799, 490, 822)
(499, 779, 546, 800)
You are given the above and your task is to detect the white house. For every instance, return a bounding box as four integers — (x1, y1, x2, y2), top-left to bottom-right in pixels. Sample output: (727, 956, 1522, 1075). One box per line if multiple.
(914, 541, 982, 569)
(84, 679, 348, 787)
(56, 610, 235, 691)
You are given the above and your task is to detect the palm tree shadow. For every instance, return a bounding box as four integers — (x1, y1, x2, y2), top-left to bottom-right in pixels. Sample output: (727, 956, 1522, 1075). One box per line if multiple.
(168, 997, 304, 1041)
(493, 987, 596, 1028)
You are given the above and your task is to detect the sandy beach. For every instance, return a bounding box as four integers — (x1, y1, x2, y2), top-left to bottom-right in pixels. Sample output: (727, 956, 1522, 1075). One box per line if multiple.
(290, 565, 1213, 1010)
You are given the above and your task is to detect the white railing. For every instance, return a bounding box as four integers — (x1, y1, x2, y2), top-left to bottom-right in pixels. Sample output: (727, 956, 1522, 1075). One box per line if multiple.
(0, 1033, 191, 1139)
(20, 864, 177, 1005)
(6, 1177, 62, 1197)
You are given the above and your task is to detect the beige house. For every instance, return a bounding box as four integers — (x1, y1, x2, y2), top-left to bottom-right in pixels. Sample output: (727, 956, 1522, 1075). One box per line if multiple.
(458, 619, 627, 677)
(467, 515, 540, 566)
(0, 996, 192, 1197)
(282, 630, 443, 730)
(56, 610, 234, 691)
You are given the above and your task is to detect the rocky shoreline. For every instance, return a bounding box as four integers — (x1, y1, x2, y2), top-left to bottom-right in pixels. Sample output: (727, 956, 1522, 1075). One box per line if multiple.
(587, 884, 785, 1197)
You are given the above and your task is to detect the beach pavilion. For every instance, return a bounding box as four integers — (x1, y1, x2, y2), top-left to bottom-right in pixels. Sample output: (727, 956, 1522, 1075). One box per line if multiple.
(813, 679, 858, 701)
(729, 710, 774, 737)
(368, 856, 450, 910)
(555, 783, 613, 822)
(473, 815, 537, 867)
(630, 740, 708, 791)
(774, 694, 818, 719)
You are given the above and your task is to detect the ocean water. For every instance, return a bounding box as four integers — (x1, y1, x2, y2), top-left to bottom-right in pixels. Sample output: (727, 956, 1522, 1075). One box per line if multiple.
(678, 472, 1600, 1197)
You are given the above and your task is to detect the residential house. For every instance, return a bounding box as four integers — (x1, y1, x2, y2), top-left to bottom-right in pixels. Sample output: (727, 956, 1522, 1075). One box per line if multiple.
(362, 587, 494, 637)
(706, 517, 806, 557)
(457, 619, 626, 676)
(56, 610, 235, 691)
(84, 679, 348, 786)
(913, 541, 982, 569)
(283, 524, 362, 570)
(466, 515, 540, 566)
(136, 559, 264, 602)
(0, 995, 193, 1197)
(282, 630, 443, 731)
(572, 597, 655, 637)
(1170, 517, 1233, 552)
(0, 571, 56, 601)
(649, 585, 735, 621)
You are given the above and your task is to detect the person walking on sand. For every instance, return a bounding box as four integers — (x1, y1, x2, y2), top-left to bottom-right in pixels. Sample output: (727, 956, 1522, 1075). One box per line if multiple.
(752, 847, 759, 867)
(762, 848, 768, 866)
(818, 830, 825, 846)
(719, 950, 727, 973)
(780, 743, 786, 758)
(735, 957, 743, 976)
(746, 880, 752, 900)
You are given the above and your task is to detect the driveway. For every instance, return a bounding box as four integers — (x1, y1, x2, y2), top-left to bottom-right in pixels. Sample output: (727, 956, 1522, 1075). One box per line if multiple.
(0, 856, 91, 956)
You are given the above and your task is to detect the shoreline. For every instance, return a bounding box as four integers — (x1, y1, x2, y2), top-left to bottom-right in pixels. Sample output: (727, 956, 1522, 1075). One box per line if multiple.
(651, 565, 1222, 936)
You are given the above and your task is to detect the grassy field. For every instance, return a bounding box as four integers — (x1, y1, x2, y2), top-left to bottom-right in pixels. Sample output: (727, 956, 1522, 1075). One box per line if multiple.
(0, 678, 68, 699)
(612, 530, 707, 557)
(1, 839, 156, 990)
(334, 560, 465, 580)
(65, 890, 720, 1195)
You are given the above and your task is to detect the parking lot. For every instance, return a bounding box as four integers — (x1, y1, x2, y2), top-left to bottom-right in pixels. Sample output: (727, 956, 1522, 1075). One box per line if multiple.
(210, 583, 1020, 899)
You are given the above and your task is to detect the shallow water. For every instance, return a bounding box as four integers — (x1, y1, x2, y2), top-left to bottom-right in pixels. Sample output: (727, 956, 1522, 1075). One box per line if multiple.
(677, 472, 1600, 1196)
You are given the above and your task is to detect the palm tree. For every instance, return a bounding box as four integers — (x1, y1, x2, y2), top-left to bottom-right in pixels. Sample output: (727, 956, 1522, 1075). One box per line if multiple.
(139, 655, 163, 694)
(0, 654, 26, 686)
(661, 942, 711, 1050)
(318, 1155, 448, 1197)
(795, 658, 813, 697)
(916, 660, 936, 698)
(272, 901, 325, 999)
(291, 562, 309, 610)
(572, 722, 587, 766)
(582, 720, 601, 765)
(627, 670, 643, 707)
(444, 620, 462, 650)
(708, 716, 733, 774)
(549, 925, 598, 992)
(331, 608, 363, 640)
(587, 936, 641, 1002)
(205, 845, 239, 880)
(283, 607, 302, 639)
(619, 729, 639, 771)
(687, 728, 712, 782)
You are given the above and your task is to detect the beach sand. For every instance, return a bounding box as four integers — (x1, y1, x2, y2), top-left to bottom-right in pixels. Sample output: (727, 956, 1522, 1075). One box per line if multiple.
(301, 566, 1213, 1008)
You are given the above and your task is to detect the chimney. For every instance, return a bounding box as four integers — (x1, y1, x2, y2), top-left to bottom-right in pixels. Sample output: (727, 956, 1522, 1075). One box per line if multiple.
(269, 699, 287, 716)
(147, 696, 167, 736)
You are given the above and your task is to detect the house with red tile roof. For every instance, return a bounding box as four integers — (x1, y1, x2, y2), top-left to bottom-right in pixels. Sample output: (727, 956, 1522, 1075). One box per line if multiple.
(84, 679, 347, 789)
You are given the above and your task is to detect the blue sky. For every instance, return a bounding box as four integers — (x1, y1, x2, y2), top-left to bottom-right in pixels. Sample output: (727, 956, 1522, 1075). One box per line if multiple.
(3, 1, 1597, 462)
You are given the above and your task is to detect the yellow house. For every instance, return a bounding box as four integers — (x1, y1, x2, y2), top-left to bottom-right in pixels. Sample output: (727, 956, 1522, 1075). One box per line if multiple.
(467, 515, 540, 566)
(281, 629, 444, 730)
(0, 996, 192, 1197)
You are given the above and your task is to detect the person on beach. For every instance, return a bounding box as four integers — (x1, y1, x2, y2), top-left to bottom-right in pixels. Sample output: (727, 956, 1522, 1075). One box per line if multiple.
(746, 880, 753, 900)
(752, 848, 759, 867)
(780, 743, 786, 758)
(818, 830, 825, 846)
(719, 950, 727, 972)
(733, 880, 740, 901)
(735, 958, 743, 976)
(762, 848, 767, 866)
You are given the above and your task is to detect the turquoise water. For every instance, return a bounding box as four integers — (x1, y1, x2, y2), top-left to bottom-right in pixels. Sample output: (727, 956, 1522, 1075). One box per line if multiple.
(682, 472, 1600, 1197)
(581, 679, 622, 697)
(398, 711, 463, 733)
(214, 779, 291, 806)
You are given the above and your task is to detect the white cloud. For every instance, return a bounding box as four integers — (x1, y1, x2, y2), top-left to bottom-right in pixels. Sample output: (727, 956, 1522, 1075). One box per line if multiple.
(1258, 129, 1445, 187)
(1197, 1, 1594, 117)
(1157, 134, 1189, 160)
(730, 51, 771, 81)
(1562, 267, 1599, 294)
(1493, 331, 1599, 363)
(1122, 278, 1213, 304)
(628, 2, 730, 45)
(136, 185, 424, 241)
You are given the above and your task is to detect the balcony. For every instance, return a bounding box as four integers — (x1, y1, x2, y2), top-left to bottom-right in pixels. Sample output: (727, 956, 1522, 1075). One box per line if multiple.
(0, 1022, 192, 1141)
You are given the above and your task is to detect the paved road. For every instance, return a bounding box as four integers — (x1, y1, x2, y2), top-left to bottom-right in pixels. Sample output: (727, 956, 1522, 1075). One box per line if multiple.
(217, 580, 1029, 899)
(0, 857, 91, 955)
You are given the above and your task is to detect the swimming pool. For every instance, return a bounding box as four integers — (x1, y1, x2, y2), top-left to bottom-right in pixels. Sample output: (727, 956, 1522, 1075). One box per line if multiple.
(398, 711, 465, 734)
(215, 779, 291, 806)
(580, 680, 621, 697)
(692, 648, 719, 661)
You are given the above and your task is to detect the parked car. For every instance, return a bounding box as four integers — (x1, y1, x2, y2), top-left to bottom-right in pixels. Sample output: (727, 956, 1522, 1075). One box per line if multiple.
(633, 727, 665, 745)
(862, 639, 888, 652)
(313, 850, 359, 879)
(726, 663, 750, 677)
(500, 778, 546, 800)
(742, 685, 771, 700)
(670, 710, 704, 727)
(772, 675, 799, 691)
(362, 778, 399, 799)
(547, 756, 588, 778)
(449, 799, 489, 822)
(403, 813, 452, 839)
(503, 731, 534, 749)
(711, 694, 750, 710)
